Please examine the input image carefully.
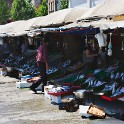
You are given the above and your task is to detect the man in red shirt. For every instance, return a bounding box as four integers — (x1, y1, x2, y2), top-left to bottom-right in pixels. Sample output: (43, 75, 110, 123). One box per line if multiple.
(30, 38, 48, 93)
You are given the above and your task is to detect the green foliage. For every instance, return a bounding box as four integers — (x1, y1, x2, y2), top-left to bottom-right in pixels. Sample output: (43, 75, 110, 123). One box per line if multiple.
(0, 0, 10, 24)
(10, 0, 36, 21)
(26, 0, 32, 3)
(36, 0, 48, 16)
(60, 0, 68, 10)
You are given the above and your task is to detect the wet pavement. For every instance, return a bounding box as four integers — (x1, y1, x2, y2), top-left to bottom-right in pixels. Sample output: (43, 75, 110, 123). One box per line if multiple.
(0, 76, 124, 124)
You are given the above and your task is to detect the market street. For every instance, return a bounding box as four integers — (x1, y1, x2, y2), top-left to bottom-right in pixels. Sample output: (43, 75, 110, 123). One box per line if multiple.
(0, 76, 124, 124)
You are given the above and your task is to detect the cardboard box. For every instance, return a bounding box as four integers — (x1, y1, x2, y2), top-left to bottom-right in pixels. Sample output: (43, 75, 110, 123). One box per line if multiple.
(87, 103, 106, 118)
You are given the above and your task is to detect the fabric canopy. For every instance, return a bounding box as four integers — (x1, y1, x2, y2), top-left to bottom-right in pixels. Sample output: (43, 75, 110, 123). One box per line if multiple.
(61, 19, 124, 30)
(0, 7, 89, 36)
(32, 7, 90, 28)
(0, 17, 42, 37)
(0, 21, 25, 37)
(7, 17, 42, 36)
(78, 0, 124, 21)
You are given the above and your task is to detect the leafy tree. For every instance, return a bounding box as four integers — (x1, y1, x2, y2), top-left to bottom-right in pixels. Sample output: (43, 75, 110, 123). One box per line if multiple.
(10, 0, 36, 21)
(26, 0, 32, 3)
(36, 0, 48, 16)
(0, 0, 10, 24)
(60, 0, 68, 10)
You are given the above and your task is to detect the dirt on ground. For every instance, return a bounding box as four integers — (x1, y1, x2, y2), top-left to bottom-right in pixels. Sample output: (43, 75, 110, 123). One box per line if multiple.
(0, 76, 124, 124)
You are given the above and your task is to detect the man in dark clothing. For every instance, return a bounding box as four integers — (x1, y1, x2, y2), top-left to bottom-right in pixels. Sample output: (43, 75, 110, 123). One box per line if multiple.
(30, 39, 48, 93)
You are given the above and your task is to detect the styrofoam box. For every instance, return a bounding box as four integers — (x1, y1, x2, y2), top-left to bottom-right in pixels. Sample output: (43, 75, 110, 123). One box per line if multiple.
(51, 95, 62, 104)
(0, 71, 7, 76)
(16, 81, 42, 90)
(35, 84, 42, 91)
(16, 81, 32, 88)
(118, 97, 124, 102)
(44, 85, 54, 99)
(51, 94, 75, 104)
(79, 105, 91, 117)
(21, 75, 33, 82)
(62, 95, 75, 100)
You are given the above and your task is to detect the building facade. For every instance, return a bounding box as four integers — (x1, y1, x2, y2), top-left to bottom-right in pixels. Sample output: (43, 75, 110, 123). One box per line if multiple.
(6, 0, 13, 7)
(6, 0, 42, 8)
(48, 0, 106, 14)
(48, 0, 61, 14)
(31, 0, 42, 8)
(68, 0, 105, 8)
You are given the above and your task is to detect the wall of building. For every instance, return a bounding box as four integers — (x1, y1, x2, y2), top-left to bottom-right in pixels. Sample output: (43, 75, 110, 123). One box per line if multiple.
(68, 0, 105, 8)
(32, 0, 42, 8)
(48, 0, 56, 14)
(69, 0, 86, 8)
(56, 0, 61, 11)
(7, 0, 42, 8)
(6, 0, 13, 7)
(48, 0, 61, 14)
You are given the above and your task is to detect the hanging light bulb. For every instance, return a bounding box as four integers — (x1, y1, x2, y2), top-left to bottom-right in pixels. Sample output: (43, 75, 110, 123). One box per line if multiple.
(63, 42, 65, 48)
(57, 42, 59, 48)
(65, 42, 67, 50)
(121, 33, 124, 51)
(121, 41, 124, 51)
(107, 33, 113, 56)
(92, 40, 96, 51)
(85, 35, 88, 47)
(109, 33, 112, 42)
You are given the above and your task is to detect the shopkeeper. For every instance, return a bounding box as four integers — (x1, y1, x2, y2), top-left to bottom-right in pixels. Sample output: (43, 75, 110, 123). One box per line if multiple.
(83, 43, 98, 69)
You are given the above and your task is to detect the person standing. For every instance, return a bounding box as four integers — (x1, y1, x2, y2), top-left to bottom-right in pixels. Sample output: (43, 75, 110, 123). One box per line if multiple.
(30, 39, 49, 93)
(83, 43, 98, 69)
(21, 41, 28, 55)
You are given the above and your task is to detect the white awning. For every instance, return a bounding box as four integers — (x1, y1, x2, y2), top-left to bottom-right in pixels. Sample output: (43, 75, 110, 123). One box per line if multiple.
(0, 21, 26, 36)
(61, 19, 124, 30)
(32, 7, 90, 28)
(0, 7, 89, 36)
(78, 0, 124, 21)
(0, 17, 42, 37)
